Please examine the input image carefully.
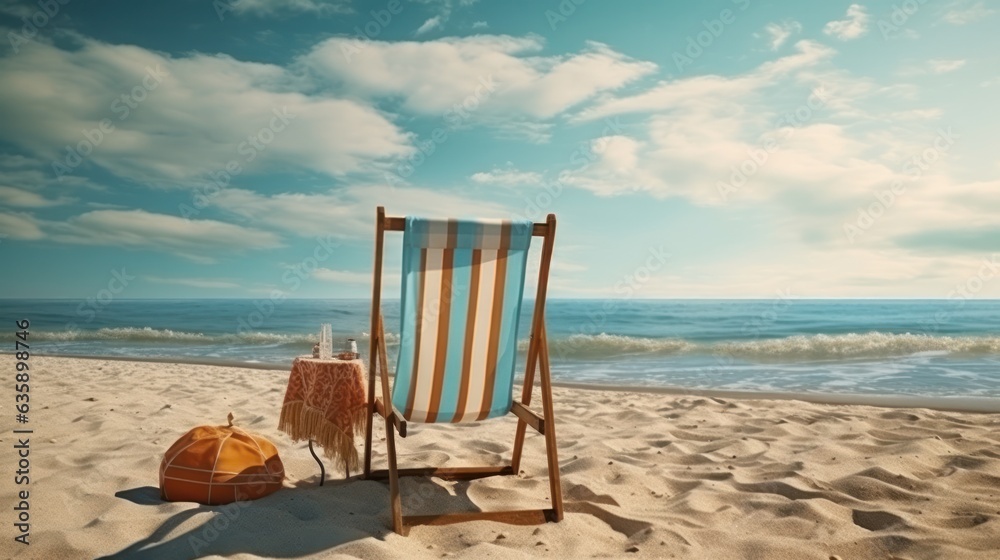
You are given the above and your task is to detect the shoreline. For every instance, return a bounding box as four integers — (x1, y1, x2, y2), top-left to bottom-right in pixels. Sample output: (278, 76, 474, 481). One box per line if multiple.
(29, 352, 1000, 414)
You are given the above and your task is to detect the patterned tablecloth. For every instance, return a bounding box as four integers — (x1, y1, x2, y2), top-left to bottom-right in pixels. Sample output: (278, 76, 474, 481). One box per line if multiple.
(278, 357, 367, 473)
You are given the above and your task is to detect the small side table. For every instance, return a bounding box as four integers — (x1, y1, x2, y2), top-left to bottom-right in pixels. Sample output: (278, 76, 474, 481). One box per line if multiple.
(278, 356, 367, 485)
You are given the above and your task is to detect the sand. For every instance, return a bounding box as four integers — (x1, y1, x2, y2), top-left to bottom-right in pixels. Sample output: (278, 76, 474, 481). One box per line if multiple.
(3, 356, 999, 559)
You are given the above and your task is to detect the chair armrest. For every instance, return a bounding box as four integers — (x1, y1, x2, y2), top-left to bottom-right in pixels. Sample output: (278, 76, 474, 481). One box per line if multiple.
(510, 401, 545, 434)
(375, 397, 408, 438)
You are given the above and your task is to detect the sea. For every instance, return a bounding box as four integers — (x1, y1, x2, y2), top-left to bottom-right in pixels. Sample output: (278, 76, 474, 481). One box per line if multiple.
(4, 299, 1000, 402)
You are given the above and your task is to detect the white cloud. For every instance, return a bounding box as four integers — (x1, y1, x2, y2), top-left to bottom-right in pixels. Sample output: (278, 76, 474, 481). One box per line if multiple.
(901, 58, 967, 76)
(304, 36, 657, 119)
(210, 185, 513, 237)
(0, 211, 44, 239)
(763, 21, 802, 50)
(485, 119, 555, 144)
(0, 38, 414, 187)
(899, 58, 967, 77)
(0, 35, 658, 185)
(416, 16, 444, 35)
(50, 209, 283, 262)
(311, 268, 371, 284)
(0, 186, 71, 207)
(563, 38, 964, 224)
(559, 135, 664, 196)
(888, 108, 944, 120)
(929, 58, 967, 73)
(0, 153, 105, 195)
(533, 32, 1000, 297)
(0, 154, 36, 168)
(0, 34, 658, 188)
(823, 4, 869, 41)
(145, 276, 242, 289)
(0, 0, 36, 18)
(472, 21, 488, 29)
(312, 266, 401, 294)
(228, 0, 351, 16)
(944, 1, 995, 24)
(470, 168, 543, 186)
(410, 0, 481, 36)
(598, 246, 1000, 298)
(576, 40, 835, 122)
(85, 202, 128, 209)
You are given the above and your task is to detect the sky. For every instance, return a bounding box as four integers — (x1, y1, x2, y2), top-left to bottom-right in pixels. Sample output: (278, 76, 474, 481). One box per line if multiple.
(0, 0, 998, 299)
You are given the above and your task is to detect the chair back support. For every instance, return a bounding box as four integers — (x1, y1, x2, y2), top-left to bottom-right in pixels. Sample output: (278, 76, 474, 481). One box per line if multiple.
(391, 217, 534, 423)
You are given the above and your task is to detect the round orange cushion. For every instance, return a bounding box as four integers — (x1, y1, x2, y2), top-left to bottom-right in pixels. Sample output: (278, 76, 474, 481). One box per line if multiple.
(159, 418, 284, 505)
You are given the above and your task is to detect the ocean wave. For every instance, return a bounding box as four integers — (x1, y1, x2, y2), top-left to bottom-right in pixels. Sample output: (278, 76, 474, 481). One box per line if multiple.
(360, 331, 401, 343)
(713, 332, 1000, 360)
(522, 333, 696, 358)
(32, 328, 1000, 361)
(34, 326, 404, 347)
(523, 332, 1000, 361)
(33, 327, 383, 346)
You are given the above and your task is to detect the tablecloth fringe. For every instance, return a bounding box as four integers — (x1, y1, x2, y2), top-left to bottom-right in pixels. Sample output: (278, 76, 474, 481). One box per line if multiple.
(278, 401, 366, 472)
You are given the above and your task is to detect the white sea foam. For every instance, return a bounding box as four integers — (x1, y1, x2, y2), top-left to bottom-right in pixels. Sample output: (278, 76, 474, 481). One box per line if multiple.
(34, 328, 1000, 361)
(36, 327, 316, 345)
(521, 333, 696, 358)
(360, 331, 401, 343)
(35, 326, 402, 346)
(714, 332, 1000, 360)
(528, 331, 1000, 361)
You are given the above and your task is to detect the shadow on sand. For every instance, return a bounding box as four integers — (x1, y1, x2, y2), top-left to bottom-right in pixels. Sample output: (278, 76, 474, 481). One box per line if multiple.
(96, 474, 483, 559)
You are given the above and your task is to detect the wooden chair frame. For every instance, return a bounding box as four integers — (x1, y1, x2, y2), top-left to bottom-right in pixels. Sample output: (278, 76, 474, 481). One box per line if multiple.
(363, 206, 563, 535)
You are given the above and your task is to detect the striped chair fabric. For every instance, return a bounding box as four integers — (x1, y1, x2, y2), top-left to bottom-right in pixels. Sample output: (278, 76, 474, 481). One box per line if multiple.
(391, 217, 534, 423)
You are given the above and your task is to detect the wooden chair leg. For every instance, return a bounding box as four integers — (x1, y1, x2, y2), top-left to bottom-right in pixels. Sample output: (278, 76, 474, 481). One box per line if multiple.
(538, 325, 563, 521)
(514, 213, 556, 473)
(363, 360, 377, 477)
(367, 206, 385, 478)
(376, 310, 406, 534)
(511, 332, 540, 471)
(384, 413, 406, 535)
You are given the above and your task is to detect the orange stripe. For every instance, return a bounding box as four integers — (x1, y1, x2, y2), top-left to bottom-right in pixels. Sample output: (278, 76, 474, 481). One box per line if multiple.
(457, 248, 481, 421)
(478, 223, 511, 420)
(406, 248, 427, 417)
(427, 224, 456, 422)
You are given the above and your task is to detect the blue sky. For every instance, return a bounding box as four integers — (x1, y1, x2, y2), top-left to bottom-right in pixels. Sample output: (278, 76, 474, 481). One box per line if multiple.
(0, 0, 998, 299)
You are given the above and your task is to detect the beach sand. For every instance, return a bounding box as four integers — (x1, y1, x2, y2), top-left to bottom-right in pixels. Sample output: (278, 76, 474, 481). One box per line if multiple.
(3, 356, 999, 559)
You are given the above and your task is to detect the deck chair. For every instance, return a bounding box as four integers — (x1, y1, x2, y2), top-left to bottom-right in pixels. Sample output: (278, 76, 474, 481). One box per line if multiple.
(363, 206, 563, 535)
